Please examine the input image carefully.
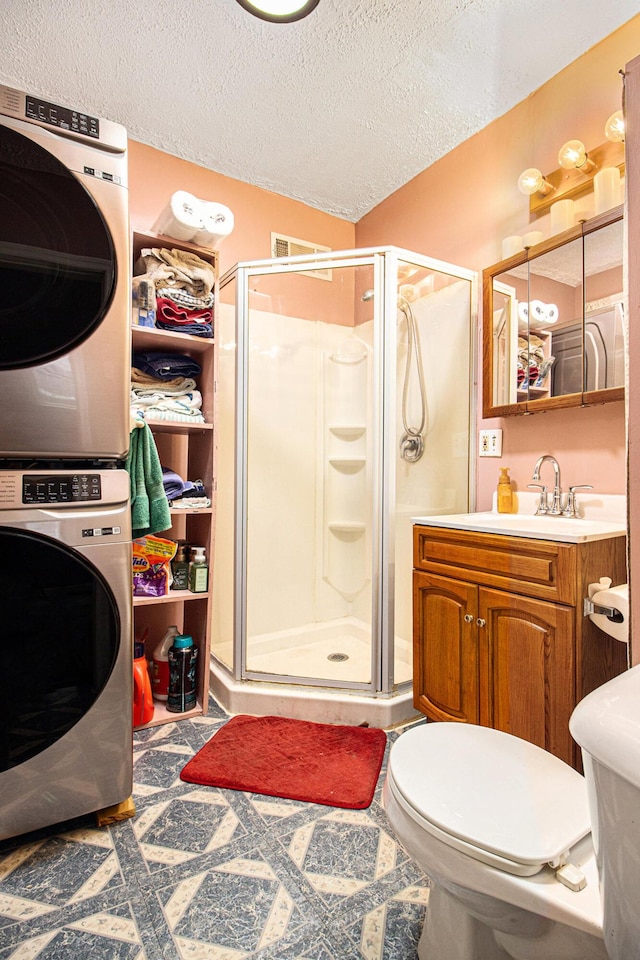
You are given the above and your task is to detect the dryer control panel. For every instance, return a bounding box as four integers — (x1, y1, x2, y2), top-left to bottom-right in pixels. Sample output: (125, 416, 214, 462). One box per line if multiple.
(22, 474, 102, 504)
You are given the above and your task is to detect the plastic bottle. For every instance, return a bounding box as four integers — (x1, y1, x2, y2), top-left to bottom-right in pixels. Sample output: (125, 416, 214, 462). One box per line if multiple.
(188, 546, 209, 593)
(497, 467, 514, 514)
(151, 624, 180, 701)
(170, 545, 189, 591)
(167, 635, 199, 713)
(133, 641, 154, 725)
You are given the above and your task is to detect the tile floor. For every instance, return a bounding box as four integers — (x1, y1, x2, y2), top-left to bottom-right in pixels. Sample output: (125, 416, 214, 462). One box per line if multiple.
(0, 701, 430, 959)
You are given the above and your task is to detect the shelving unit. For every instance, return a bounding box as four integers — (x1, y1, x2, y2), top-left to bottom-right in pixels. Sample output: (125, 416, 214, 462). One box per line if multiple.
(131, 230, 218, 728)
(516, 327, 553, 400)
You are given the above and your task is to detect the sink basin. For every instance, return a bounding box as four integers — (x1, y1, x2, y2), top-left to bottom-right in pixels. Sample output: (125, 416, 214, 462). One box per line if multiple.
(412, 511, 626, 543)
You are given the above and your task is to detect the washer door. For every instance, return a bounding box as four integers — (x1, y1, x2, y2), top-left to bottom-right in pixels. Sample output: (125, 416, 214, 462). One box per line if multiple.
(0, 123, 116, 370)
(0, 527, 120, 772)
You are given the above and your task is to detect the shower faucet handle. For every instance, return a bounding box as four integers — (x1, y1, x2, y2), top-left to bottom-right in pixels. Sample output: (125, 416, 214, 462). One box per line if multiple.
(527, 483, 548, 515)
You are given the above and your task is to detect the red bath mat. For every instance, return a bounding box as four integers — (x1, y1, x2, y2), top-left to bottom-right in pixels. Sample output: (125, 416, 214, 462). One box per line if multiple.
(180, 714, 387, 809)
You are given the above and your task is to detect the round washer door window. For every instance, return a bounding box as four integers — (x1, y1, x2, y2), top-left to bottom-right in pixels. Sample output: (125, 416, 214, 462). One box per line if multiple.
(0, 528, 119, 772)
(0, 123, 116, 369)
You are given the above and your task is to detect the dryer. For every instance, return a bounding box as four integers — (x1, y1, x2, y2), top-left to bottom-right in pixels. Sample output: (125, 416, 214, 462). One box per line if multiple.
(0, 468, 132, 840)
(0, 85, 130, 460)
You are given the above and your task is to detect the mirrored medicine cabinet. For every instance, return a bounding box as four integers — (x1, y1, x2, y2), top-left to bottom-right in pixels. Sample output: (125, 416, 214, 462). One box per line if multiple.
(483, 205, 624, 417)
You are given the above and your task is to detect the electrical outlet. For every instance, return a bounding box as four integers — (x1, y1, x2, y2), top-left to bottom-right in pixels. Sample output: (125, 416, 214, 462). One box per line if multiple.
(479, 429, 503, 457)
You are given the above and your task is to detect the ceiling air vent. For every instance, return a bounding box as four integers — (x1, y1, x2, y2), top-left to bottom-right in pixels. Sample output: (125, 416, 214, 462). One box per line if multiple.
(270, 232, 332, 281)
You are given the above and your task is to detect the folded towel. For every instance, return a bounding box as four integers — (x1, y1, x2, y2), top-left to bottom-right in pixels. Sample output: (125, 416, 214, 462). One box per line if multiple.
(154, 320, 213, 338)
(132, 352, 202, 379)
(125, 422, 172, 538)
(156, 286, 215, 310)
(156, 297, 214, 326)
(162, 467, 207, 502)
(131, 370, 198, 395)
(134, 247, 215, 299)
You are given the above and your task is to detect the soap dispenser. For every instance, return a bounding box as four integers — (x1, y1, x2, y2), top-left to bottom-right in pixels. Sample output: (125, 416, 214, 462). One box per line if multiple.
(497, 467, 514, 514)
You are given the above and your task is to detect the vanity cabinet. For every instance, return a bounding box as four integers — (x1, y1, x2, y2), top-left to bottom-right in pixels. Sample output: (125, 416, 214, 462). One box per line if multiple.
(413, 524, 627, 768)
(131, 229, 218, 728)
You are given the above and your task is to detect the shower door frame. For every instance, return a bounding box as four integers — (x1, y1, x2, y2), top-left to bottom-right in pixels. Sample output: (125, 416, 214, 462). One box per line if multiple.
(221, 246, 477, 696)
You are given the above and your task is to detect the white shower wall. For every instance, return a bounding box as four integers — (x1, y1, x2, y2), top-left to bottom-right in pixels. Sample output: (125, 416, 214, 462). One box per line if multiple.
(245, 312, 373, 641)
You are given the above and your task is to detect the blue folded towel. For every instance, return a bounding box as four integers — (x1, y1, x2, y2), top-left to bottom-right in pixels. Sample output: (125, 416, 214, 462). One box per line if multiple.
(132, 351, 202, 379)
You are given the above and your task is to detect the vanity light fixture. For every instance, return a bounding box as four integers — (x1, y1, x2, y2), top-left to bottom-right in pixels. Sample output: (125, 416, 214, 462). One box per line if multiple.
(557, 139, 596, 174)
(235, 0, 319, 21)
(604, 110, 625, 143)
(519, 136, 624, 217)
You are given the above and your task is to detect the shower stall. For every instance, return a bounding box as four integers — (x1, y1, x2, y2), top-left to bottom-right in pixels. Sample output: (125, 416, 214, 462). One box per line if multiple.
(211, 246, 476, 726)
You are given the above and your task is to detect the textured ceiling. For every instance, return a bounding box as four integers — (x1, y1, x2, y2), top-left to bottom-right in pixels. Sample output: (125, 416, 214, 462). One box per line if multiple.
(2, 0, 638, 221)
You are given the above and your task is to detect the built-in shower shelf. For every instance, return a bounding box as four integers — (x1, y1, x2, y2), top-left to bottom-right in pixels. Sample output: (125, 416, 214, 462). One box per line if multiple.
(328, 424, 366, 439)
(329, 457, 366, 472)
(328, 521, 366, 537)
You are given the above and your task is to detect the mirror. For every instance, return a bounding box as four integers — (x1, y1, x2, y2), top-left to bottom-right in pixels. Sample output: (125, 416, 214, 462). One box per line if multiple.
(483, 206, 624, 417)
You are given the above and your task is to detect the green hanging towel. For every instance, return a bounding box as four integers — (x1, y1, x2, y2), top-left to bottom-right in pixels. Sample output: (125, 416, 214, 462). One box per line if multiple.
(125, 422, 171, 538)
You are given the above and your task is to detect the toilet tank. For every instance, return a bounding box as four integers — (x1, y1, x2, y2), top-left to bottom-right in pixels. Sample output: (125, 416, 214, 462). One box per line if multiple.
(570, 665, 640, 960)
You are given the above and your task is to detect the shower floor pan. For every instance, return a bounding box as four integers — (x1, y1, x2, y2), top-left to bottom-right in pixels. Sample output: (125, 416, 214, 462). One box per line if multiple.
(209, 617, 416, 729)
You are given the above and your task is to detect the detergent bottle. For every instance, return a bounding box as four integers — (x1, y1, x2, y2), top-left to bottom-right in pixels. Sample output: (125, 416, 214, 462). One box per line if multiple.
(151, 624, 179, 701)
(133, 641, 154, 726)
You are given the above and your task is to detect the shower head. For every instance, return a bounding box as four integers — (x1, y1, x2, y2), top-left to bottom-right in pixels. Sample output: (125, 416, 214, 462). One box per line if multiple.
(361, 289, 375, 302)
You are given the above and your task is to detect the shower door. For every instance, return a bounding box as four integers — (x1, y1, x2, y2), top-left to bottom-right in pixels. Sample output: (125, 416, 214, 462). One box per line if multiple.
(239, 254, 384, 690)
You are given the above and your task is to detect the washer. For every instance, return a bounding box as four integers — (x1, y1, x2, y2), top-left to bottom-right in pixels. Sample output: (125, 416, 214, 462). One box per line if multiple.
(0, 84, 130, 460)
(0, 469, 132, 840)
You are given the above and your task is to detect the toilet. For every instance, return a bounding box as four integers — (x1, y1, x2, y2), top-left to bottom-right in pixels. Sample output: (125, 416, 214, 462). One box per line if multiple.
(383, 590, 640, 960)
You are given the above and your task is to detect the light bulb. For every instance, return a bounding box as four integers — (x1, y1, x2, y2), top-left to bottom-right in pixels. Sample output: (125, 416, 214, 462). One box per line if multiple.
(557, 139, 594, 172)
(604, 110, 625, 143)
(517, 168, 552, 196)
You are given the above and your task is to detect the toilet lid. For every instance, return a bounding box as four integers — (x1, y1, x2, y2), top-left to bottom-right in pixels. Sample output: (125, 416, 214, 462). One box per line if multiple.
(388, 723, 591, 874)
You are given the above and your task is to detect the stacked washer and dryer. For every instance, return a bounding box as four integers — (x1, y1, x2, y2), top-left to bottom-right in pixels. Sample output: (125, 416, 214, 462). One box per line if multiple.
(0, 85, 133, 839)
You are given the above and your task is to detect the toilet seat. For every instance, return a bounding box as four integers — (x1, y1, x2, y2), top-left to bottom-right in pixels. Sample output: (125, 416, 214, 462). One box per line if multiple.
(388, 723, 591, 878)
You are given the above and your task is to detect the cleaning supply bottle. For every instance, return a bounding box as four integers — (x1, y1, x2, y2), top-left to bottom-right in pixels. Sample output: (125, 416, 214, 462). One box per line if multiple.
(497, 467, 514, 514)
(151, 624, 180, 700)
(170, 545, 189, 591)
(167, 634, 199, 713)
(133, 641, 154, 726)
(188, 546, 209, 593)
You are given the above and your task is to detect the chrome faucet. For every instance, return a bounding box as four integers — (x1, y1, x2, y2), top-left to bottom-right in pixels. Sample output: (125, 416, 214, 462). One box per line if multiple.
(531, 455, 563, 515)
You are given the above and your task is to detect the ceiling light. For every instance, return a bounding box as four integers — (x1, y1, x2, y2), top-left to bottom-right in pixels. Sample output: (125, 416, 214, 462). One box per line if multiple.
(235, 0, 319, 22)
(604, 110, 625, 143)
(557, 139, 596, 174)
(517, 168, 554, 197)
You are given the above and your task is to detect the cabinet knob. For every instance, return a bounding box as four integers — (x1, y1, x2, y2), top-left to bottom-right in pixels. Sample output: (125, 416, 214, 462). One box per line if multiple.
(476, 618, 486, 627)
(464, 614, 474, 622)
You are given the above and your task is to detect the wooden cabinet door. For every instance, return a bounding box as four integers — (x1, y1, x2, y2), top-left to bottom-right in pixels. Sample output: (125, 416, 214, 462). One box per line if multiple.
(413, 570, 479, 723)
(478, 587, 575, 764)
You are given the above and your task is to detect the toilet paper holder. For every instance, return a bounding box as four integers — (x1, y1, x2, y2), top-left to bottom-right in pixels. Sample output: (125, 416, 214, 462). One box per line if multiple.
(583, 598, 624, 623)
(583, 577, 625, 622)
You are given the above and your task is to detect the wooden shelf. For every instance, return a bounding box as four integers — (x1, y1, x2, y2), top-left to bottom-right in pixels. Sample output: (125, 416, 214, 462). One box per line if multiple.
(131, 228, 218, 725)
(134, 699, 204, 730)
(131, 324, 215, 355)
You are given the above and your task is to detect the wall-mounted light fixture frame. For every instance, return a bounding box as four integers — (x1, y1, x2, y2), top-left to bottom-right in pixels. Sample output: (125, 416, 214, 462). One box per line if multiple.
(527, 140, 624, 218)
(235, 0, 319, 22)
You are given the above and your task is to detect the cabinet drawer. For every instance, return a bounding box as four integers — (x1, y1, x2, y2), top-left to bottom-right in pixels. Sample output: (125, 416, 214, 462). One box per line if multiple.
(413, 525, 576, 605)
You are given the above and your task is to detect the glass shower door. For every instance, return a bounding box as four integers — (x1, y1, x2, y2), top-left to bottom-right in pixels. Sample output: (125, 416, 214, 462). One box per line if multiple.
(240, 258, 380, 688)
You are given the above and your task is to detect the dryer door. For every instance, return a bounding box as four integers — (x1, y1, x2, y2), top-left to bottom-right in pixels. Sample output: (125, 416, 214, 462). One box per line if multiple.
(0, 123, 116, 370)
(0, 526, 120, 771)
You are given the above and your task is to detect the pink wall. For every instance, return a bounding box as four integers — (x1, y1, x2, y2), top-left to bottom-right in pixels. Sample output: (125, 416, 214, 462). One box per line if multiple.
(356, 17, 640, 509)
(128, 141, 355, 275)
